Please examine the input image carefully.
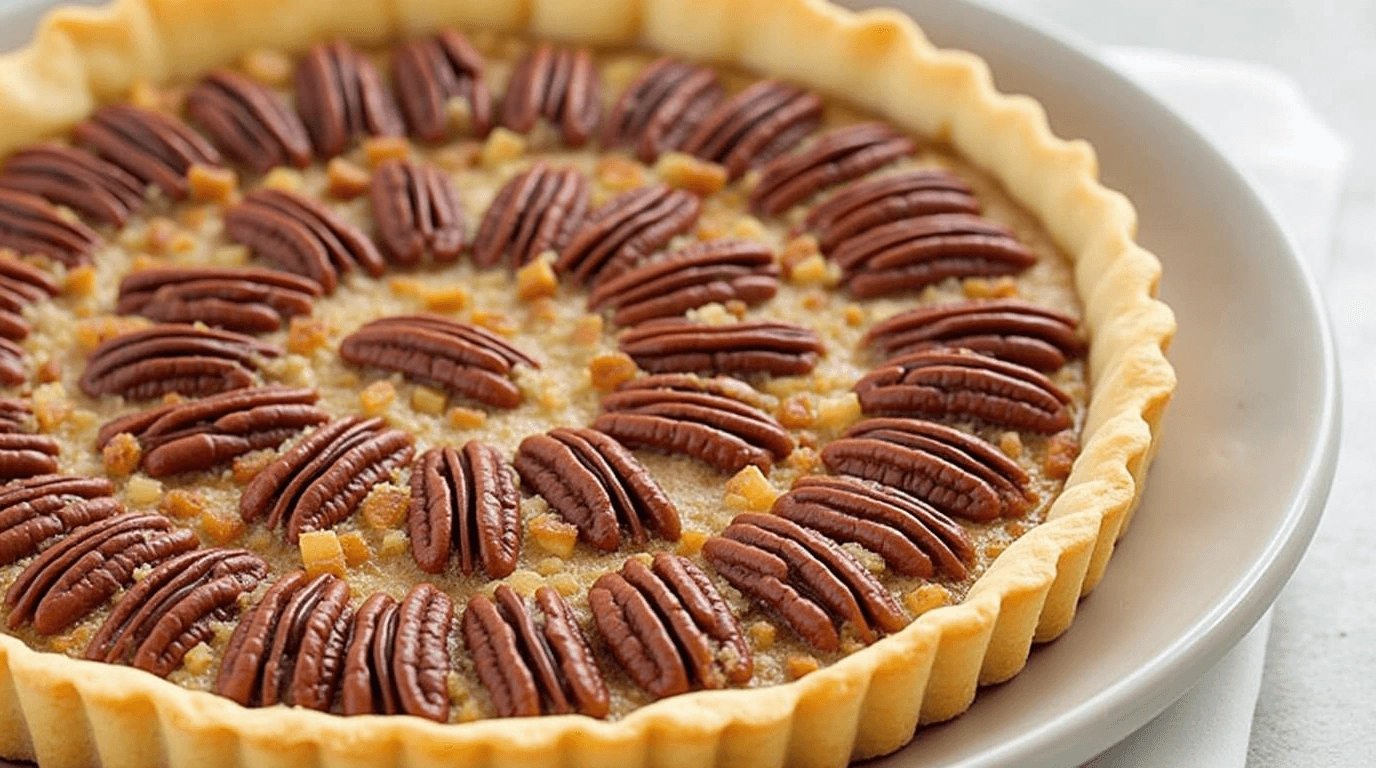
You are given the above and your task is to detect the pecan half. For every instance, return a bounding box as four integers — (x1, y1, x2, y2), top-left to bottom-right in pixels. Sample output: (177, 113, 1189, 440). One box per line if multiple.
(0, 433, 60, 480)
(0, 144, 145, 226)
(501, 43, 601, 146)
(514, 427, 679, 552)
(294, 40, 405, 158)
(79, 323, 281, 401)
(338, 314, 539, 409)
(116, 266, 322, 334)
(854, 349, 1073, 432)
(470, 163, 589, 268)
(96, 385, 327, 478)
(224, 188, 386, 293)
(4, 512, 199, 634)
(863, 298, 1084, 372)
(590, 552, 752, 698)
(0, 254, 60, 347)
(0, 397, 36, 434)
(749, 123, 914, 216)
(617, 319, 824, 378)
(409, 441, 521, 577)
(702, 512, 905, 651)
(602, 58, 723, 162)
(0, 188, 102, 266)
(773, 475, 974, 579)
(556, 183, 701, 287)
(803, 169, 980, 253)
(821, 416, 1033, 522)
(216, 570, 353, 710)
(240, 416, 416, 543)
(463, 584, 610, 718)
(72, 104, 221, 200)
(370, 159, 464, 266)
(86, 548, 266, 677)
(680, 80, 823, 179)
(594, 373, 792, 474)
(0, 338, 24, 386)
(393, 29, 493, 142)
(186, 69, 313, 172)
(586, 239, 779, 327)
(341, 584, 454, 722)
(0, 474, 119, 567)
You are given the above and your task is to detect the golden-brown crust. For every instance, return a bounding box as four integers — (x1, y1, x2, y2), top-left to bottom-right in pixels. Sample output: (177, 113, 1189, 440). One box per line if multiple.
(0, 0, 1177, 766)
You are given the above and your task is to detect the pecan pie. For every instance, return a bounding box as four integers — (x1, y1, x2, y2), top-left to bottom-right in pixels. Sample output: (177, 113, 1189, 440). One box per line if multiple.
(0, 1, 1175, 767)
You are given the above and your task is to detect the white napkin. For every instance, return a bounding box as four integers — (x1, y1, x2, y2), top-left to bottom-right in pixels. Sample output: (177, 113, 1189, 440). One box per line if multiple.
(1085, 47, 1349, 767)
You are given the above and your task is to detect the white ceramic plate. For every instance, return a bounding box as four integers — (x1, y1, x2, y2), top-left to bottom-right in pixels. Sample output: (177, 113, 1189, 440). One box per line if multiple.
(0, 1, 1341, 766)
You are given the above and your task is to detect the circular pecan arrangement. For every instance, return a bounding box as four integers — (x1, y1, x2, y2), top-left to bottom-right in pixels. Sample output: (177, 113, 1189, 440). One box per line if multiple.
(0, 29, 1089, 727)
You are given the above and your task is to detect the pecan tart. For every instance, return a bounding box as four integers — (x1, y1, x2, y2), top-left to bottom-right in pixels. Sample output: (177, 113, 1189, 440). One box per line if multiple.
(0, 0, 1175, 767)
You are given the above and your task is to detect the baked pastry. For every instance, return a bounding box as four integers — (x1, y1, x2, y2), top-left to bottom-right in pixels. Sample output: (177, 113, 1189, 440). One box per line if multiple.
(0, 0, 1176, 766)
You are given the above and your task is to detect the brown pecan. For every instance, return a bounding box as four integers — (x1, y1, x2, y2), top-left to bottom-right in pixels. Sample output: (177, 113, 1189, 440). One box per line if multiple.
(586, 239, 779, 327)
(821, 417, 1033, 522)
(514, 427, 679, 552)
(96, 385, 327, 478)
(463, 584, 610, 718)
(0, 252, 59, 312)
(0, 188, 102, 266)
(702, 512, 905, 651)
(72, 104, 221, 200)
(773, 475, 974, 579)
(4, 512, 199, 634)
(0, 433, 60, 480)
(854, 349, 1073, 432)
(617, 319, 824, 378)
(589, 552, 751, 699)
(470, 163, 590, 268)
(501, 43, 601, 146)
(338, 314, 539, 409)
(340, 584, 454, 722)
(79, 323, 281, 401)
(863, 298, 1084, 372)
(370, 159, 464, 266)
(0, 338, 24, 386)
(602, 58, 723, 162)
(835, 213, 1037, 299)
(393, 29, 493, 142)
(216, 571, 352, 710)
(0, 474, 119, 567)
(680, 80, 823, 179)
(186, 69, 313, 172)
(556, 183, 701, 287)
(0, 397, 35, 434)
(0, 144, 145, 226)
(240, 416, 415, 543)
(749, 123, 915, 216)
(86, 548, 266, 677)
(225, 188, 386, 293)
(408, 442, 521, 577)
(616, 372, 772, 409)
(803, 169, 980, 253)
(294, 40, 405, 158)
(116, 266, 322, 334)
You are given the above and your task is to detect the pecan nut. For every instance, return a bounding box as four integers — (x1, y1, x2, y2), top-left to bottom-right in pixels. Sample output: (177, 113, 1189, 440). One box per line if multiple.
(0, 417, 60, 480)
(556, 183, 701, 287)
(514, 427, 680, 552)
(341, 584, 454, 722)
(79, 323, 281, 401)
(116, 266, 322, 334)
(680, 80, 822, 179)
(294, 40, 405, 157)
(463, 583, 610, 718)
(186, 69, 313, 172)
(0, 253, 56, 350)
(821, 416, 1033, 522)
(617, 319, 824, 378)
(393, 29, 493, 142)
(0, 188, 102, 266)
(240, 416, 416, 543)
(0, 397, 36, 434)
(0, 144, 144, 226)
(86, 548, 266, 677)
(586, 238, 779, 328)
(470, 163, 590, 268)
(749, 122, 915, 216)
(0, 474, 119, 567)
(501, 43, 601, 146)
(854, 349, 1073, 432)
(0, 338, 24, 386)
(863, 298, 1084, 372)
(602, 58, 723, 162)
(224, 188, 386, 293)
(72, 104, 222, 200)
(338, 314, 539, 409)
(370, 159, 465, 266)
(803, 169, 980, 253)
(409, 441, 521, 577)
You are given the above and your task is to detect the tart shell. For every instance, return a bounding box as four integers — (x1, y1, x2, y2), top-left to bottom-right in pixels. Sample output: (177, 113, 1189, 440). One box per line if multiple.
(0, 0, 1177, 766)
